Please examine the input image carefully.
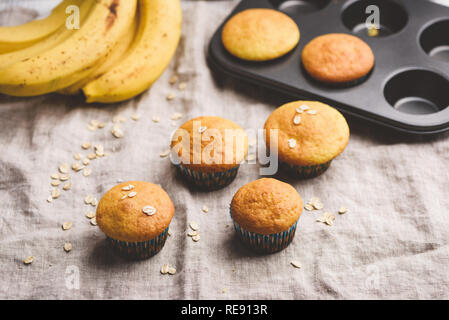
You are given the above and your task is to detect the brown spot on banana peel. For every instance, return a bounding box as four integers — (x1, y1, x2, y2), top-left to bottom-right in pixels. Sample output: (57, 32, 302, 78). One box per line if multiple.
(105, 0, 120, 33)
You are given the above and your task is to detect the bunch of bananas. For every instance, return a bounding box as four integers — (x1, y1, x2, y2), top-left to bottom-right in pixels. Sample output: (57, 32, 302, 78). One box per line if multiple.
(0, 0, 182, 103)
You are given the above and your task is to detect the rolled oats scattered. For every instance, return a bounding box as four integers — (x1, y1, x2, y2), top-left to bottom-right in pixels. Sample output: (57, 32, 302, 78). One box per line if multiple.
(167, 267, 177, 275)
(87, 153, 97, 160)
(306, 110, 317, 115)
(24, 256, 34, 265)
(83, 168, 92, 177)
(113, 115, 126, 123)
(202, 206, 209, 213)
(84, 195, 94, 204)
(52, 188, 60, 199)
(317, 212, 335, 226)
(111, 124, 124, 138)
(131, 114, 140, 121)
(152, 116, 160, 123)
(82, 158, 90, 166)
(94, 144, 105, 157)
(299, 104, 310, 111)
(222, 288, 227, 294)
(325, 214, 335, 226)
(62, 222, 72, 230)
(339, 207, 348, 215)
(72, 162, 83, 172)
(304, 204, 314, 211)
(167, 229, 172, 236)
(192, 235, 201, 242)
(74, 153, 82, 161)
(166, 93, 175, 101)
(313, 202, 324, 210)
(50, 173, 60, 180)
(122, 185, 134, 191)
(59, 174, 70, 181)
(142, 206, 157, 216)
(90, 198, 98, 207)
(169, 75, 179, 85)
(291, 261, 302, 268)
(128, 191, 137, 198)
(90, 217, 97, 226)
(288, 138, 297, 149)
(178, 82, 186, 90)
(161, 264, 169, 274)
(189, 222, 199, 231)
(293, 114, 302, 125)
(59, 163, 69, 174)
(47, 196, 53, 203)
(98, 122, 106, 129)
(51, 180, 61, 187)
(187, 230, 198, 237)
(160, 149, 171, 158)
(171, 112, 183, 120)
(86, 211, 96, 219)
(64, 243, 72, 252)
(62, 182, 72, 191)
(82, 142, 91, 150)
(121, 194, 128, 200)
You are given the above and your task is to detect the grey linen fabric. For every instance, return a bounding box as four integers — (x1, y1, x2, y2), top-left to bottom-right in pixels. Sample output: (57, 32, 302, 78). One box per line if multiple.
(1, 0, 449, 300)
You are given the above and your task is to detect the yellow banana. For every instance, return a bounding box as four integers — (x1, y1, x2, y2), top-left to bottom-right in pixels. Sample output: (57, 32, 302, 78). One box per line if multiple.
(83, 0, 182, 103)
(0, 0, 138, 97)
(0, 0, 95, 70)
(0, 0, 83, 53)
(59, 16, 138, 95)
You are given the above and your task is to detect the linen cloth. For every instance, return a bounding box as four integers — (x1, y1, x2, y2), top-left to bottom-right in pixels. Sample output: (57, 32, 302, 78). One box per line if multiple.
(1, 0, 449, 300)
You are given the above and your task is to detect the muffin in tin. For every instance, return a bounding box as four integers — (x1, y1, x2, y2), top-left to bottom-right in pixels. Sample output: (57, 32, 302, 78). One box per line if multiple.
(230, 178, 303, 253)
(96, 181, 174, 259)
(171, 116, 248, 190)
(302, 33, 374, 86)
(264, 100, 350, 178)
(222, 8, 300, 61)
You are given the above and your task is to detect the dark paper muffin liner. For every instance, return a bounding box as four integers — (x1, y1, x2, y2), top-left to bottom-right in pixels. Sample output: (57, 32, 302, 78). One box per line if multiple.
(177, 164, 239, 190)
(280, 160, 331, 179)
(230, 208, 298, 254)
(107, 227, 169, 260)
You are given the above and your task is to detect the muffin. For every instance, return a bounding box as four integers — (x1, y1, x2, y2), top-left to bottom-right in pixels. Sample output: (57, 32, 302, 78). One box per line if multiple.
(96, 181, 174, 259)
(171, 116, 248, 190)
(302, 33, 374, 85)
(264, 101, 350, 178)
(230, 178, 302, 253)
(222, 8, 300, 61)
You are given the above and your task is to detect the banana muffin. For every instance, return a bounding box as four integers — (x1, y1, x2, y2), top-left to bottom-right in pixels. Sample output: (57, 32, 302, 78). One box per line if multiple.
(222, 8, 300, 61)
(302, 33, 374, 85)
(96, 181, 175, 259)
(171, 116, 248, 190)
(231, 178, 303, 253)
(264, 100, 350, 178)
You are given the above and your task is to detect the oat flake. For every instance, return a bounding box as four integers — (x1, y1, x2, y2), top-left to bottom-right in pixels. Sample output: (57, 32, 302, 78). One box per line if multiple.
(62, 222, 72, 230)
(64, 243, 72, 252)
(24, 256, 34, 265)
(142, 206, 157, 216)
(288, 138, 297, 148)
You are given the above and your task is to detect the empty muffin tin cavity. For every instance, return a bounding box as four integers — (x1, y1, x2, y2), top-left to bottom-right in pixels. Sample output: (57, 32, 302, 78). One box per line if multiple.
(269, 0, 331, 15)
(341, 0, 408, 37)
(384, 69, 449, 115)
(420, 19, 449, 63)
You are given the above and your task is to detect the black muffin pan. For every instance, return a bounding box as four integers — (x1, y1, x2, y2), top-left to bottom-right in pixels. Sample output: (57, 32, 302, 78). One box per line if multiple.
(208, 0, 449, 134)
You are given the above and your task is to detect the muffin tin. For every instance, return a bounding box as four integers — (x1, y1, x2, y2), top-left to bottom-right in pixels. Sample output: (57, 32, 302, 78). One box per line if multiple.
(208, 0, 449, 134)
